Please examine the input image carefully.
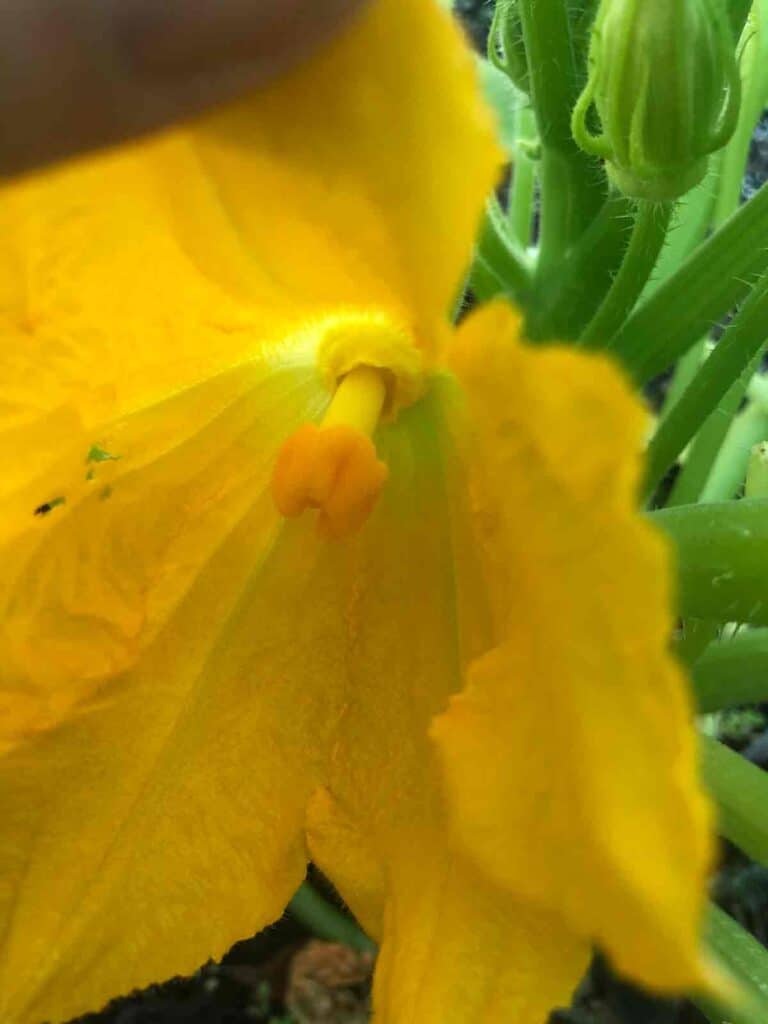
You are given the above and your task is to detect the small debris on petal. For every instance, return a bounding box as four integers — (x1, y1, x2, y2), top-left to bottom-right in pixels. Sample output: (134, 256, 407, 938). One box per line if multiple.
(33, 496, 66, 516)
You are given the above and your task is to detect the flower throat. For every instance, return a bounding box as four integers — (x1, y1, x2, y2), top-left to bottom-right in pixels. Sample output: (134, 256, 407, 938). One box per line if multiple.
(271, 314, 425, 539)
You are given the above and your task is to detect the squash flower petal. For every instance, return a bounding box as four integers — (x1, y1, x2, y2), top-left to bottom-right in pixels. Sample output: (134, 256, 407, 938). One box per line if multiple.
(0, 0, 715, 1022)
(433, 304, 716, 992)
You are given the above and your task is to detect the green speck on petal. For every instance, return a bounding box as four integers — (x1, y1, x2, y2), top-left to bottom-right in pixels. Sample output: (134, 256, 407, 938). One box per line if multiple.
(86, 445, 121, 464)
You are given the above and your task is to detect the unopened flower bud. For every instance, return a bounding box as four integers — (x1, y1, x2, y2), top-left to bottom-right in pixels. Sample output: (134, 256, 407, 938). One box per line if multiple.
(571, 0, 741, 200)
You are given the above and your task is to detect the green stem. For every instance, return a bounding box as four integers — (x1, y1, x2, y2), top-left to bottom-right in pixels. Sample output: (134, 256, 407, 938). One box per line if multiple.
(667, 348, 766, 507)
(608, 182, 768, 384)
(646, 160, 721, 299)
(536, 150, 578, 277)
(651, 499, 768, 626)
(668, 387, 745, 508)
(467, 197, 534, 304)
(693, 629, 768, 713)
(508, 103, 537, 249)
(700, 735, 768, 866)
(517, 0, 603, 279)
(696, 905, 768, 1024)
(716, 4, 768, 227)
(729, 0, 756, 40)
(666, 2, 768, 502)
(715, 90, 755, 227)
(580, 201, 673, 347)
(702, 402, 768, 503)
(644, 277, 768, 503)
(657, 339, 707, 424)
(288, 882, 375, 953)
(525, 193, 633, 341)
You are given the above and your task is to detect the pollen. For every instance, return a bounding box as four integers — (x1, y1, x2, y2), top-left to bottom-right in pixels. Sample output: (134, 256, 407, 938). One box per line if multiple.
(271, 366, 390, 539)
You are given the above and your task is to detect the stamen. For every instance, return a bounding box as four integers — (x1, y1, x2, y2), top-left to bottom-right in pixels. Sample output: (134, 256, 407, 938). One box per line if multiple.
(271, 366, 390, 539)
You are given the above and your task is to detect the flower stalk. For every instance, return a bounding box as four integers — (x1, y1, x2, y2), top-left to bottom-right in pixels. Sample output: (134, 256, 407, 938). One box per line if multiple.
(579, 200, 672, 347)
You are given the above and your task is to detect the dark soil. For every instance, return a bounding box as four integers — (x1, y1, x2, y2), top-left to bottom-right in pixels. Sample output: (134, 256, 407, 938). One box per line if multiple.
(454, 0, 494, 50)
(744, 113, 768, 202)
(71, 915, 309, 1024)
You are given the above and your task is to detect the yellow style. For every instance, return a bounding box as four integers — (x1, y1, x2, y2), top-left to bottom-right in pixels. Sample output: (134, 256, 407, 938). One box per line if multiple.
(0, 1, 714, 1021)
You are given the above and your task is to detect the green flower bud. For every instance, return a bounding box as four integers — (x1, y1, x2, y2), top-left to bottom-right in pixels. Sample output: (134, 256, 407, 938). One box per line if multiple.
(571, 0, 741, 201)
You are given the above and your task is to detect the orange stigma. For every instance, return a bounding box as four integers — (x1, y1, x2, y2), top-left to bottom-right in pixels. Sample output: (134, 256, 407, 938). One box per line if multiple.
(271, 366, 389, 539)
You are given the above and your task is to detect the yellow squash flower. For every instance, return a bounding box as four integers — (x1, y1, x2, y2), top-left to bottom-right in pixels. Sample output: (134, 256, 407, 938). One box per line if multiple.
(0, 1, 715, 1021)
